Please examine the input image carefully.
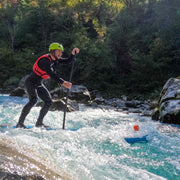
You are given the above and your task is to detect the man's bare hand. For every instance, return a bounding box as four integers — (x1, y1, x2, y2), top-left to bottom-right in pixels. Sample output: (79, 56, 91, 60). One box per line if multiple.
(62, 81, 72, 89)
(72, 48, 79, 55)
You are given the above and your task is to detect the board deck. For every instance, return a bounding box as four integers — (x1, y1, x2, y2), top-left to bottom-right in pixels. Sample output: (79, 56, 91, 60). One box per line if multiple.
(0, 124, 53, 130)
(124, 135, 148, 144)
(0, 124, 78, 131)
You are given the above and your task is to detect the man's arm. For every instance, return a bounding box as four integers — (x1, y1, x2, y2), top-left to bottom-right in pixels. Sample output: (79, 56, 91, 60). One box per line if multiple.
(58, 47, 79, 65)
(38, 58, 72, 89)
(38, 58, 64, 84)
(58, 54, 75, 65)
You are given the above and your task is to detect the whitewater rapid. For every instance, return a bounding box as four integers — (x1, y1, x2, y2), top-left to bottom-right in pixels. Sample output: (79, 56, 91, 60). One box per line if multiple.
(0, 95, 180, 180)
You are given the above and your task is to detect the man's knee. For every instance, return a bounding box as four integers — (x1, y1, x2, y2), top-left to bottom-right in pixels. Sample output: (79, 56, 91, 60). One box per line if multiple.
(45, 99, 52, 107)
(29, 97, 37, 106)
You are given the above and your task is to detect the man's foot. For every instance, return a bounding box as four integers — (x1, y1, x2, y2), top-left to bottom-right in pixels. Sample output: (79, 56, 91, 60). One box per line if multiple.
(16, 123, 27, 129)
(35, 123, 50, 129)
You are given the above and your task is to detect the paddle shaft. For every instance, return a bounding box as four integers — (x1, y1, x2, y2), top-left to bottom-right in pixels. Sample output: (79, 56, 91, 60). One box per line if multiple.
(62, 55, 76, 129)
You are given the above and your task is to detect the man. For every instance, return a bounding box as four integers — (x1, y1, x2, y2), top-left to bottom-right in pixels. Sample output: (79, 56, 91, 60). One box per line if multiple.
(16, 42, 79, 128)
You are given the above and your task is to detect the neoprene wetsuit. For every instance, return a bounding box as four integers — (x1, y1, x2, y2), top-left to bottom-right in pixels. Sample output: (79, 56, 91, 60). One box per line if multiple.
(17, 54, 74, 128)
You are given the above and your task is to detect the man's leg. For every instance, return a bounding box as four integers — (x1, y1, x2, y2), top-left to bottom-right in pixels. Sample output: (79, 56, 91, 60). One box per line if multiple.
(35, 84, 52, 127)
(16, 80, 37, 128)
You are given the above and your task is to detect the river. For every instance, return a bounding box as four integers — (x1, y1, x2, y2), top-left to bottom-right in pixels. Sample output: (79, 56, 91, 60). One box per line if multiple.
(0, 94, 179, 180)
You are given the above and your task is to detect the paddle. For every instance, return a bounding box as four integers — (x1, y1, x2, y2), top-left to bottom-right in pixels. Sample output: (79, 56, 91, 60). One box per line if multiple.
(62, 53, 76, 129)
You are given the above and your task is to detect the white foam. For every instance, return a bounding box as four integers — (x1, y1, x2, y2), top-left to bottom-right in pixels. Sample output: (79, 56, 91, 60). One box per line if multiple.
(0, 98, 179, 179)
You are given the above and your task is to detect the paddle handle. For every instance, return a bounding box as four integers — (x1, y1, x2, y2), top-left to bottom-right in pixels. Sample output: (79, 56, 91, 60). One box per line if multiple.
(62, 55, 76, 129)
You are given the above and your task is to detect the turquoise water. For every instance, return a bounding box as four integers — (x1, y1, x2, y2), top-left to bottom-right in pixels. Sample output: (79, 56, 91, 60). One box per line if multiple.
(0, 94, 180, 180)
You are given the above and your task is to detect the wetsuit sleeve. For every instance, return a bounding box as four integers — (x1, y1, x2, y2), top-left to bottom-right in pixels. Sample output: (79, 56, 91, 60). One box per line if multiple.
(38, 58, 64, 84)
(58, 54, 75, 65)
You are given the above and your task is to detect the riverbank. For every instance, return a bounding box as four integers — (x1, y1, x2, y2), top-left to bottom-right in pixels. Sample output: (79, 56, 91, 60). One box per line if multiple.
(89, 96, 153, 117)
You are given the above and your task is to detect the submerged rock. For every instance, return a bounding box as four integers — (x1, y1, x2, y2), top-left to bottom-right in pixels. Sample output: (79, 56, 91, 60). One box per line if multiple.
(151, 78, 180, 124)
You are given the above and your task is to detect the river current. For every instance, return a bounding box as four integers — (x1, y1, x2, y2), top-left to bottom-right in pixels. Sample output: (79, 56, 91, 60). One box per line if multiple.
(0, 94, 179, 180)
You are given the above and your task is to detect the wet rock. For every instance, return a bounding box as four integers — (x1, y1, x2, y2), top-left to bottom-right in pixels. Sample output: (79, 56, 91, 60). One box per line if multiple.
(89, 90, 103, 100)
(18, 75, 29, 88)
(94, 97, 105, 105)
(150, 99, 159, 109)
(125, 100, 141, 108)
(50, 87, 66, 99)
(90, 96, 151, 116)
(9, 75, 29, 97)
(51, 85, 91, 104)
(160, 100, 180, 124)
(128, 108, 142, 114)
(104, 98, 126, 108)
(151, 78, 180, 125)
(69, 85, 91, 103)
(90, 101, 98, 108)
(151, 107, 160, 121)
(0, 137, 76, 180)
(0, 170, 44, 180)
(9, 87, 25, 97)
(9, 77, 152, 116)
(36, 98, 79, 112)
(11, 81, 91, 105)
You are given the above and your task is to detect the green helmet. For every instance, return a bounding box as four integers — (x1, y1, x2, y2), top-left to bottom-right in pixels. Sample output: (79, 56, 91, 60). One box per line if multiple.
(49, 42, 64, 52)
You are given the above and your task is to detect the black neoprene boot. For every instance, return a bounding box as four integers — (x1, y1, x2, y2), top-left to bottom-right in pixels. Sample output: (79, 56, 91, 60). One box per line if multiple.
(16, 123, 27, 129)
(35, 122, 50, 128)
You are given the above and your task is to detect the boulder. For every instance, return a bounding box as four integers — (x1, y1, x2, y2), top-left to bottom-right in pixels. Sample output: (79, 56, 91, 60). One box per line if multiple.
(151, 107, 160, 120)
(89, 90, 103, 100)
(36, 98, 79, 112)
(125, 100, 141, 108)
(10, 82, 90, 111)
(93, 97, 105, 105)
(9, 75, 29, 97)
(9, 87, 25, 97)
(18, 75, 29, 88)
(104, 98, 126, 108)
(151, 78, 180, 124)
(50, 87, 66, 99)
(51, 85, 91, 104)
(69, 85, 91, 103)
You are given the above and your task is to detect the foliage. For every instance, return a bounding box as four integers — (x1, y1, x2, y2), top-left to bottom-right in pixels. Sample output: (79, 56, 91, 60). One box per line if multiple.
(0, 0, 180, 99)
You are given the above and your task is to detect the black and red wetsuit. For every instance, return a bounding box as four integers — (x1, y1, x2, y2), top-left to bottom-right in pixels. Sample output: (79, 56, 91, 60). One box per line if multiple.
(17, 54, 75, 127)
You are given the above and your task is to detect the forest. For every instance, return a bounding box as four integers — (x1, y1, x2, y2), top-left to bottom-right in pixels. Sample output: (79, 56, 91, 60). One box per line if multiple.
(0, 0, 180, 99)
